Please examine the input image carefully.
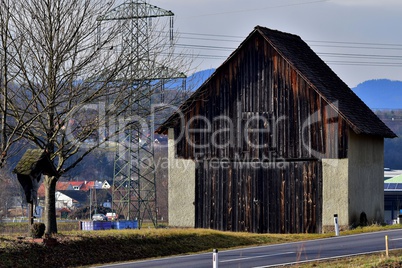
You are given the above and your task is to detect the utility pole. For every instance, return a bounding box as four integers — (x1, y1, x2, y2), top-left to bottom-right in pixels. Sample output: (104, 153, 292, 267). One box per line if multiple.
(97, 0, 185, 228)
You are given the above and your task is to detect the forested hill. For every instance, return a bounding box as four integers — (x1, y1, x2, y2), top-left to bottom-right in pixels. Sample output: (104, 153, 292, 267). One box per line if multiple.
(353, 79, 402, 110)
(375, 110, 402, 169)
(352, 79, 402, 169)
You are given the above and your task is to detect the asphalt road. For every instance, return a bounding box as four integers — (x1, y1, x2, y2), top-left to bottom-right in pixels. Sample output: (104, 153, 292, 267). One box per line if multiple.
(95, 229, 402, 268)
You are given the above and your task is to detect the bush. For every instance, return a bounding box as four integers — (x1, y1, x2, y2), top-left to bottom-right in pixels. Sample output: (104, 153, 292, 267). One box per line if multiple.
(31, 222, 45, 238)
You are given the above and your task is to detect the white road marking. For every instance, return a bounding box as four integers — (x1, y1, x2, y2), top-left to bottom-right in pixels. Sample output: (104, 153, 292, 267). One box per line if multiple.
(220, 251, 295, 263)
(252, 250, 388, 268)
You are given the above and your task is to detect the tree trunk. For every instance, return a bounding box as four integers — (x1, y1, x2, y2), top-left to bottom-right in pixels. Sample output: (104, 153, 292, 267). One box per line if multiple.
(44, 175, 57, 234)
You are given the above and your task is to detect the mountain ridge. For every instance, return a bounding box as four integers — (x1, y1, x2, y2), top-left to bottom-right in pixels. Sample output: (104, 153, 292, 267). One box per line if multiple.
(352, 79, 402, 110)
(190, 70, 402, 110)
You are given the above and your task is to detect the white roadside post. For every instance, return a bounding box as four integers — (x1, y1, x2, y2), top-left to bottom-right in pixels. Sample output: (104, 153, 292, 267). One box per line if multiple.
(385, 235, 389, 258)
(334, 214, 340, 236)
(213, 249, 218, 268)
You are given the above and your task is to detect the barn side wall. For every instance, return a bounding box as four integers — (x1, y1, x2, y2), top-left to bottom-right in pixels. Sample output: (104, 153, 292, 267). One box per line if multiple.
(348, 130, 384, 225)
(168, 128, 196, 227)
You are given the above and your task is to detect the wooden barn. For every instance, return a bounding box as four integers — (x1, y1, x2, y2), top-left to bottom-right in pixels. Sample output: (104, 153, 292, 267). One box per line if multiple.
(156, 26, 396, 233)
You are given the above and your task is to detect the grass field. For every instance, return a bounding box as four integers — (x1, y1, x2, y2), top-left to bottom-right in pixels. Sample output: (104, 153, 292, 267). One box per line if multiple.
(1, 221, 402, 267)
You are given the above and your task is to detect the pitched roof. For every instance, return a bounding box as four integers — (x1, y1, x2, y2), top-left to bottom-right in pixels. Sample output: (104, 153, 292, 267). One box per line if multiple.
(57, 182, 71, 190)
(69, 181, 85, 187)
(13, 149, 44, 176)
(57, 190, 89, 204)
(156, 26, 396, 138)
(385, 174, 402, 183)
(83, 181, 95, 191)
(37, 181, 71, 197)
(255, 26, 395, 138)
(37, 180, 106, 197)
(13, 149, 59, 176)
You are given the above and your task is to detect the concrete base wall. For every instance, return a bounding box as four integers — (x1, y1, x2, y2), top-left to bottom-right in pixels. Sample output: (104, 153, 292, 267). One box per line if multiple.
(167, 128, 196, 227)
(322, 158, 349, 229)
(322, 130, 384, 232)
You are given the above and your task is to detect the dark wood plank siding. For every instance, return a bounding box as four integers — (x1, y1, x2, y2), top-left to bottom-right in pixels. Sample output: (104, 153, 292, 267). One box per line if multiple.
(174, 34, 348, 161)
(195, 160, 322, 233)
(174, 34, 345, 233)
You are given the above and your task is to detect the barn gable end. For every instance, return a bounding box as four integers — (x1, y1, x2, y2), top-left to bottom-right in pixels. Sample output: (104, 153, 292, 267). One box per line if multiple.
(157, 26, 396, 233)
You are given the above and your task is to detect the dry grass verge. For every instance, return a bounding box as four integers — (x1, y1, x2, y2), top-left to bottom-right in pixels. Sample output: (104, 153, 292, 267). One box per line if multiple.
(0, 223, 401, 267)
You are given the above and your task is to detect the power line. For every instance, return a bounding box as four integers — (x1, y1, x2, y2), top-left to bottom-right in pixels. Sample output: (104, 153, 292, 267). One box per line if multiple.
(310, 44, 402, 51)
(317, 52, 402, 60)
(306, 39, 402, 48)
(180, 32, 244, 40)
(180, 31, 402, 49)
(183, 0, 329, 18)
(176, 43, 402, 62)
(173, 32, 402, 67)
(325, 61, 402, 67)
(177, 42, 402, 59)
(177, 43, 234, 51)
(164, 51, 402, 67)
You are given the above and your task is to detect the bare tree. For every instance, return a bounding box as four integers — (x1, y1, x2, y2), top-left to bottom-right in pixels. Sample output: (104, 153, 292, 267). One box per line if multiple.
(0, 167, 19, 218)
(0, 0, 30, 166)
(0, 1, 9, 157)
(2, 0, 192, 234)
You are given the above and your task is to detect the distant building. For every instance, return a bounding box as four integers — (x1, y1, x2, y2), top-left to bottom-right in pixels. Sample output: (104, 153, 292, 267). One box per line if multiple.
(384, 173, 402, 223)
(37, 180, 111, 210)
(55, 190, 90, 209)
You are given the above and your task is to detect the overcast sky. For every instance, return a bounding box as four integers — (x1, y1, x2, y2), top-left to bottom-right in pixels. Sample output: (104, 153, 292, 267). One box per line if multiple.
(147, 0, 402, 88)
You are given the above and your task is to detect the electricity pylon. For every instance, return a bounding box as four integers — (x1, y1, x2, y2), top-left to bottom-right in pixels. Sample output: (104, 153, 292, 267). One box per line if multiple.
(97, 0, 185, 227)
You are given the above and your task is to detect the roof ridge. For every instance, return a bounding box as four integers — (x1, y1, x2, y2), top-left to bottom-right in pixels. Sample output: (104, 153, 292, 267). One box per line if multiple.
(156, 26, 396, 138)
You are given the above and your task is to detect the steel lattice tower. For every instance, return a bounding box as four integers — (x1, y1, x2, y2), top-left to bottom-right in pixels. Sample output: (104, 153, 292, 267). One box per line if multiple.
(97, 0, 183, 227)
